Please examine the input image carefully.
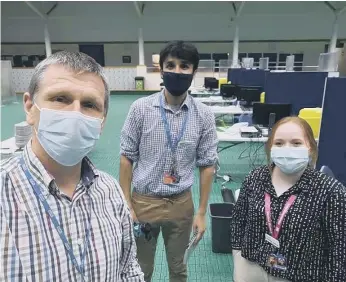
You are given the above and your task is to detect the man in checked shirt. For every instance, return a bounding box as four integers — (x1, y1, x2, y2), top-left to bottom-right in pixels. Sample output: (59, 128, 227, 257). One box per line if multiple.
(120, 41, 218, 282)
(0, 51, 144, 281)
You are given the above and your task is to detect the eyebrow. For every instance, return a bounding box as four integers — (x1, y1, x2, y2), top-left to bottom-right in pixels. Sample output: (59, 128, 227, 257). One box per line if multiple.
(47, 91, 103, 107)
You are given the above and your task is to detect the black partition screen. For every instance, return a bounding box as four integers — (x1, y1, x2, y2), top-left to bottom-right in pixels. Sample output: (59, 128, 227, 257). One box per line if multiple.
(317, 77, 346, 186)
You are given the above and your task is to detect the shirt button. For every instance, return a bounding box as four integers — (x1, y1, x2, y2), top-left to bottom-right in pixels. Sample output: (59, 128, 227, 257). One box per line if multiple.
(77, 238, 84, 245)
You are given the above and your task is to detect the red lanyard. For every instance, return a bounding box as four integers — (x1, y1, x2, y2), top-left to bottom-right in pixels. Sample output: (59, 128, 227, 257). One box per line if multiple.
(264, 192, 297, 239)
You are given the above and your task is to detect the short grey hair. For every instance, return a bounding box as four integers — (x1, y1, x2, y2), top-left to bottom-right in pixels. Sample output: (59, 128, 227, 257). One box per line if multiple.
(28, 51, 110, 116)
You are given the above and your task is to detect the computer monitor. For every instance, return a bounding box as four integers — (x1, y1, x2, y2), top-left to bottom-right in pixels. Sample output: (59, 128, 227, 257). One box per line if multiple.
(252, 103, 292, 127)
(204, 77, 219, 90)
(220, 84, 239, 98)
(236, 86, 262, 107)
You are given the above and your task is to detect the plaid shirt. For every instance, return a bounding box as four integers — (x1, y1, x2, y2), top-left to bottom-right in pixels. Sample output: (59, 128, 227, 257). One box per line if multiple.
(0, 141, 144, 282)
(120, 91, 218, 196)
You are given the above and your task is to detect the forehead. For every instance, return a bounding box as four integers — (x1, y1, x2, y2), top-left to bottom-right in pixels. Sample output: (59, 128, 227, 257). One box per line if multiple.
(163, 56, 191, 65)
(38, 64, 105, 100)
(274, 122, 305, 139)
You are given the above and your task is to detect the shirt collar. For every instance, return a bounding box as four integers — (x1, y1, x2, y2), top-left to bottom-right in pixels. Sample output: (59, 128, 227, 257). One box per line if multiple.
(23, 140, 99, 198)
(152, 90, 191, 110)
(263, 164, 313, 196)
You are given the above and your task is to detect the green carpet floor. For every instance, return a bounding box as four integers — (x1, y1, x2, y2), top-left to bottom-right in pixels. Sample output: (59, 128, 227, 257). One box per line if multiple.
(1, 94, 266, 281)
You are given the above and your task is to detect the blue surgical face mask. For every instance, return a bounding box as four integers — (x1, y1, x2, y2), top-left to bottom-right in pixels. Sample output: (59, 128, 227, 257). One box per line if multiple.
(162, 72, 193, 96)
(34, 104, 103, 166)
(271, 146, 309, 175)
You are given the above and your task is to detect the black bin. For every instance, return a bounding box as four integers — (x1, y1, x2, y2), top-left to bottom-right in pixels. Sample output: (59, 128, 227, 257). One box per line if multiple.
(210, 203, 234, 253)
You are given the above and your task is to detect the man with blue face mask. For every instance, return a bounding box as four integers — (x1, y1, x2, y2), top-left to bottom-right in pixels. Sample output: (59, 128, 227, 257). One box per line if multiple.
(120, 41, 218, 281)
(0, 51, 144, 281)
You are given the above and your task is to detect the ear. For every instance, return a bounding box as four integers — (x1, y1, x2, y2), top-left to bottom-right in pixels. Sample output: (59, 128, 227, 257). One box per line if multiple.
(160, 70, 164, 79)
(23, 92, 36, 126)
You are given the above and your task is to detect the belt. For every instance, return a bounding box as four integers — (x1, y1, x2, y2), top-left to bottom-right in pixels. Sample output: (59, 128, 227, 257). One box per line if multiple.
(132, 189, 191, 200)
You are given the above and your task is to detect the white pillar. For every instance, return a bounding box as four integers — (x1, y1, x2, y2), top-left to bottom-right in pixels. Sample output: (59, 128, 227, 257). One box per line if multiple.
(232, 24, 240, 68)
(328, 16, 338, 53)
(44, 23, 52, 57)
(138, 27, 145, 65)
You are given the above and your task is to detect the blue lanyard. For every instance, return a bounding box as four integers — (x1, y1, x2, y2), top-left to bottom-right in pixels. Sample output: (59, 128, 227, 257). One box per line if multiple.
(19, 158, 91, 280)
(159, 94, 189, 154)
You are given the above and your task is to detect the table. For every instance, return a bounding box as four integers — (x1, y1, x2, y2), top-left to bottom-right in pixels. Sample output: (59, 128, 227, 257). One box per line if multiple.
(189, 89, 220, 97)
(210, 105, 253, 115)
(0, 137, 22, 160)
(194, 96, 235, 105)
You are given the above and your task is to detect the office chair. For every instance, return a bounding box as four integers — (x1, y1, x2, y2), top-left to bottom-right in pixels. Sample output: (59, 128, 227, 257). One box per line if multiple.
(320, 165, 335, 178)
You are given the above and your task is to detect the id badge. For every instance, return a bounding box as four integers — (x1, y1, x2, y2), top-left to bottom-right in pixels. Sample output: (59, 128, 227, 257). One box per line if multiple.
(266, 253, 277, 268)
(266, 253, 287, 271)
(163, 173, 174, 185)
(265, 233, 280, 248)
(163, 172, 180, 185)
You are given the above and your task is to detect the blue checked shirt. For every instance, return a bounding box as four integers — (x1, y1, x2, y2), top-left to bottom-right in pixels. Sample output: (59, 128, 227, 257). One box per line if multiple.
(0, 141, 144, 282)
(120, 91, 218, 196)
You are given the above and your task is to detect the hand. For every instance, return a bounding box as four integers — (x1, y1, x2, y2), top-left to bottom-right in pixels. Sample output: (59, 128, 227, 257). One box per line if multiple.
(192, 213, 206, 246)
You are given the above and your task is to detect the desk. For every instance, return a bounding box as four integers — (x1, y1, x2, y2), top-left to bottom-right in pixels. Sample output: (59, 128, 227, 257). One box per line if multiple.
(211, 105, 253, 115)
(0, 137, 22, 160)
(194, 96, 235, 105)
(189, 89, 220, 97)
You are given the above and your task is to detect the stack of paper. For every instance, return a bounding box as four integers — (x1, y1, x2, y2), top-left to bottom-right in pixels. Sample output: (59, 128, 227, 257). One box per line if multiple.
(183, 232, 198, 264)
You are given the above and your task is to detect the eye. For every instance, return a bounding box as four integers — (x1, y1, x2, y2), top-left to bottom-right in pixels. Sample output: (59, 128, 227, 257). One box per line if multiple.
(166, 62, 175, 69)
(180, 63, 190, 69)
(82, 101, 98, 109)
(273, 141, 283, 146)
(52, 96, 69, 103)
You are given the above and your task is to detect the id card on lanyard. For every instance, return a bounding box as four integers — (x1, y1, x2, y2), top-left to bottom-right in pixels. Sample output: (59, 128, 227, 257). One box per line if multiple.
(19, 158, 92, 281)
(264, 192, 296, 271)
(159, 94, 189, 184)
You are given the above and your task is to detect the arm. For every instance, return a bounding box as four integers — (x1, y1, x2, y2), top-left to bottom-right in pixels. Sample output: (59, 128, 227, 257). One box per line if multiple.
(195, 110, 218, 215)
(230, 175, 250, 250)
(119, 103, 142, 209)
(119, 156, 134, 209)
(119, 204, 145, 281)
(322, 183, 346, 281)
(193, 110, 218, 242)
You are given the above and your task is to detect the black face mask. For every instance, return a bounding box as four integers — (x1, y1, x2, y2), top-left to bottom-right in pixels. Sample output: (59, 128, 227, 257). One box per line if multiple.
(162, 72, 193, 96)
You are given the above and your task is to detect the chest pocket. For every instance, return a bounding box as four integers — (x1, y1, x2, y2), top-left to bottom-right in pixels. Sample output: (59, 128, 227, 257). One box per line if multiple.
(176, 141, 196, 172)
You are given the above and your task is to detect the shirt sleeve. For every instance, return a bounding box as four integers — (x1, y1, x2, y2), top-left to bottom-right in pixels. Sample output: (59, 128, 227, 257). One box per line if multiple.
(322, 183, 346, 281)
(196, 109, 218, 167)
(120, 102, 143, 163)
(0, 172, 26, 282)
(119, 203, 145, 282)
(230, 175, 250, 250)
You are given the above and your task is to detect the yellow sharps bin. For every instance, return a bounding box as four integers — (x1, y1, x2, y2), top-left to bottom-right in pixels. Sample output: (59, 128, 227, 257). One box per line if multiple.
(218, 78, 228, 88)
(298, 108, 322, 138)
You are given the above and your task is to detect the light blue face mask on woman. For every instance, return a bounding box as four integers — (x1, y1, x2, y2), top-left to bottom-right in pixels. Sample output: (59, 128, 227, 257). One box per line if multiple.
(271, 146, 310, 175)
(34, 104, 103, 167)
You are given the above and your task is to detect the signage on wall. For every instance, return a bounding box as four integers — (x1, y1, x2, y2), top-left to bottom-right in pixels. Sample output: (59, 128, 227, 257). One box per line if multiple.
(122, 56, 131, 64)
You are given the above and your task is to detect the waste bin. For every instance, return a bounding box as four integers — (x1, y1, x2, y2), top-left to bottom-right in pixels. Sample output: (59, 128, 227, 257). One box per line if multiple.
(210, 203, 234, 253)
(135, 76, 145, 90)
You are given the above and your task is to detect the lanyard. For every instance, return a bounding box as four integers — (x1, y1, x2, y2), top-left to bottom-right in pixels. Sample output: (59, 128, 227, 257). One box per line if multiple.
(159, 94, 189, 154)
(19, 158, 91, 280)
(264, 192, 296, 239)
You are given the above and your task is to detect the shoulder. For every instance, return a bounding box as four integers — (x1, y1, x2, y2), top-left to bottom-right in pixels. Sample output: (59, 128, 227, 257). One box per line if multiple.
(131, 92, 160, 110)
(189, 97, 215, 123)
(0, 156, 21, 202)
(246, 165, 270, 182)
(307, 168, 346, 197)
(92, 170, 128, 205)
